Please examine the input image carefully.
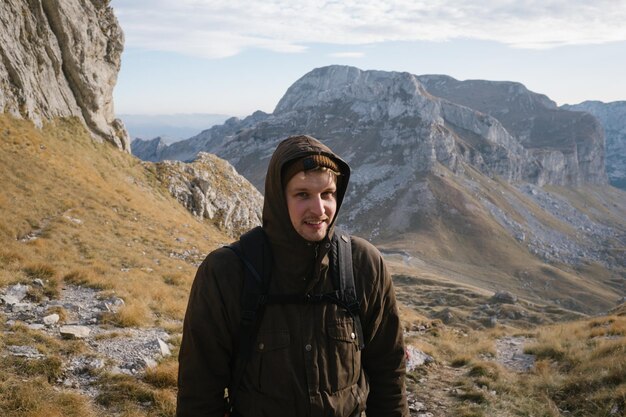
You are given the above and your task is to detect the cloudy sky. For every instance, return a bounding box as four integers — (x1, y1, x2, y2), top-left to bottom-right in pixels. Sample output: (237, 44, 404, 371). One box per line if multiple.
(111, 0, 626, 117)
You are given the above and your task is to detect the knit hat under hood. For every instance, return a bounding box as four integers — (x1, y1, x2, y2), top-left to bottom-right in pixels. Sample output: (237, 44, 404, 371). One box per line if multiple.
(263, 135, 350, 276)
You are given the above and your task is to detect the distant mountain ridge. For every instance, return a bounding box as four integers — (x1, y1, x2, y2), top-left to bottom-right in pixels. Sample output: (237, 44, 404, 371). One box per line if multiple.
(416, 75, 606, 186)
(121, 113, 230, 142)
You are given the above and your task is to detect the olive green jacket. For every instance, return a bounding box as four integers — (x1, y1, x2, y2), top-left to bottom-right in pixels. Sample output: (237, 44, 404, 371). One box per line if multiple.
(177, 135, 408, 417)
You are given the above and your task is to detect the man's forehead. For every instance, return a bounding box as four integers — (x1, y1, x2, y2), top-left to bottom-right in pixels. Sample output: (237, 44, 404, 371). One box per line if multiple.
(286, 170, 337, 189)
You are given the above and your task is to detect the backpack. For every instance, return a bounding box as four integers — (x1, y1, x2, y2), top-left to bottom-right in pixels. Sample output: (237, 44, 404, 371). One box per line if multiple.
(223, 226, 365, 414)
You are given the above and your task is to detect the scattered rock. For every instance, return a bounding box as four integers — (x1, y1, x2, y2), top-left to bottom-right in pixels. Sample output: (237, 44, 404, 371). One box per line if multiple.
(7, 345, 44, 358)
(406, 345, 434, 371)
(491, 291, 518, 304)
(434, 308, 455, 324)
(33, 279, 45, 287)
(5, 283, 30, 301)
(495, 336, 535, 372)
(12, 302, 34, 312)
(43, 313, 60, 326)
(1, 294, 20, 306)
(60, 325, 91, 339)
(157, 338, 172, 357)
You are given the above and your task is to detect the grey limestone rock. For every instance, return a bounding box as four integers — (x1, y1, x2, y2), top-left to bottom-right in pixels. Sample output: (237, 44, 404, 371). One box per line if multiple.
(0, 0, 129, 151)
(60, 325, 91, 339)
(151, 152, 263, 238)
(562, 101, 626, 190)
(491, 291, 518, 304)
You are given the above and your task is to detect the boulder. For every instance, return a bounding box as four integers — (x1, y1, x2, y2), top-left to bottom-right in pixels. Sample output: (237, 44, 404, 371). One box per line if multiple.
(60, 325, 91, 339)
(491, 291, 518, 304)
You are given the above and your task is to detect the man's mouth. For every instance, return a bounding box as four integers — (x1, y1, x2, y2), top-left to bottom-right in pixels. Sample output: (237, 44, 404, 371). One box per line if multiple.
(304, 219, 326, 226)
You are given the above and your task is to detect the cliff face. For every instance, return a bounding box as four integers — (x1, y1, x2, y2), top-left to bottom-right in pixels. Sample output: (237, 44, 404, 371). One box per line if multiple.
(417, 75, 607, 186)
(562, 101, 626, 190)
(0, 0, 129, 151)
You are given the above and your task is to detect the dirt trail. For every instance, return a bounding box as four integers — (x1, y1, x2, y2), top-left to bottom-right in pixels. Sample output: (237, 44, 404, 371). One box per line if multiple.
(407, 363, 465, 417)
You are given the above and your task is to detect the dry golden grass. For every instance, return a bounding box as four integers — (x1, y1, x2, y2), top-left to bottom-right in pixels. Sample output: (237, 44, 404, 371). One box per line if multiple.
(406, 313, 626, 417)
(0, 115, 227, 322)
(0, 114, 229, 416)
(0, 375, 98, 417)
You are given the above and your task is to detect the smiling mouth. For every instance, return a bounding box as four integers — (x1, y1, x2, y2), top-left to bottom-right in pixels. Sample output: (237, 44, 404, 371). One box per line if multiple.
(304, 219, 326, 226)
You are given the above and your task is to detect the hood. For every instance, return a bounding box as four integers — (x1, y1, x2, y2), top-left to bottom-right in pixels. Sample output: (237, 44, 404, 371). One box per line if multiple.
(263, 135, 351, 278)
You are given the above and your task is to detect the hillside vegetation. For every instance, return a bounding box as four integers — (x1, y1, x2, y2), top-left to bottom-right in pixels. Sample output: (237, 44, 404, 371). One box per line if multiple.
(0, 114, 625, 417)
(0, 115, 228, 416)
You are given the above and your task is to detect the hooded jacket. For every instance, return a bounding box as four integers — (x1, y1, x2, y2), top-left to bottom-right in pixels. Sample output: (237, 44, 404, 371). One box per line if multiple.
(177, 135, 408, 417)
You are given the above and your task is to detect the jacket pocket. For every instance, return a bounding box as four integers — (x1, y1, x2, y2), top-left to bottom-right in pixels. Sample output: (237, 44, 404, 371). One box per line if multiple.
(327, 318, 360, 393)
(253, 331, 290, 393)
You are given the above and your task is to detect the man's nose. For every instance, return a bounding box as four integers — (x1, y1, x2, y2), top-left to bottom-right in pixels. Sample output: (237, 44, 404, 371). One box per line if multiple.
(310, 195, 325, 216)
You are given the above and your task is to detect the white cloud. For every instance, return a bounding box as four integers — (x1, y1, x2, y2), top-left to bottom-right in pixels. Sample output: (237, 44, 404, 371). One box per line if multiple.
(111, 0, 626, 58)
(330, 52, 365, 58)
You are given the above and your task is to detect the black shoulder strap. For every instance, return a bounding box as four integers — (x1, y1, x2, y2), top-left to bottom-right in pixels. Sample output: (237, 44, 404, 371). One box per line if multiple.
(332, 230, 365, 350)
(223, 226, 271, 414)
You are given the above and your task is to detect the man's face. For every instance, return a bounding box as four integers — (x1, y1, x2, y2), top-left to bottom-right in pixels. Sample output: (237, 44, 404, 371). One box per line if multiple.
(285, 169, 337, 242)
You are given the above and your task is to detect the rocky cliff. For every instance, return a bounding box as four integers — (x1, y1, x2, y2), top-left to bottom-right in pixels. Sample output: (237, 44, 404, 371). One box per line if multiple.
(150, 152, 263, 238)
(417, 75, 607, 186)
(0, 0, 129, 151)
(562, 101, 626, 189)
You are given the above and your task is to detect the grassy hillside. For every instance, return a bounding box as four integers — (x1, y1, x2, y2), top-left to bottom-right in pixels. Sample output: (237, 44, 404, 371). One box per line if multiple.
(0, 115, 229, 416)
(379, 165, 625, 315)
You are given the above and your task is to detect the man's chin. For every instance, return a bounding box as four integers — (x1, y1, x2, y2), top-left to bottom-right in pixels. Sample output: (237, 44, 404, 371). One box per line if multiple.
(299, 225, 327, 242)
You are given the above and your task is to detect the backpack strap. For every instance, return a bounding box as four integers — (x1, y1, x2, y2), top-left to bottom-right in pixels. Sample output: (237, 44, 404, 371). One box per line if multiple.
(332, 229, 366, 350)
(223, 226, 271, 414)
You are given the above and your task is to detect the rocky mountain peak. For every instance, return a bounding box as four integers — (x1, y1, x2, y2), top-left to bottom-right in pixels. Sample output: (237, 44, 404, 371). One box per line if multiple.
(275, 65, 438, 124)
(0, 0, 129, 151)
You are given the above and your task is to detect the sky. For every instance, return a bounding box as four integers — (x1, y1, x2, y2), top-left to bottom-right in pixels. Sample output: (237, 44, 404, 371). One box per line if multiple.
(111, 0, 626, 118)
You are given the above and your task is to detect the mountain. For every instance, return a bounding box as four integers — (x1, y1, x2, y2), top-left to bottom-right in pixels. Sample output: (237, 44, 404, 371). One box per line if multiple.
(561, 101, 626, 190)
(119, 113, 230, 143)
(0, 0, 129, 151)
(134, 65, 625, 315)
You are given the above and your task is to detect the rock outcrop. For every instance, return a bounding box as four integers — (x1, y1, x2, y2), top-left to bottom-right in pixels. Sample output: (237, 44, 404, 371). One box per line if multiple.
(417, 75, 607, 186)
(151, 152, 263, 238)
(562, 101, 626, 189)
(0, 0, 129, 151)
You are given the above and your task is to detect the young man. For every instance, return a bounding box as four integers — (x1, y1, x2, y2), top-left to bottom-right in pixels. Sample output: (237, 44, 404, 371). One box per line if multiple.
(177, 135, 408, 417)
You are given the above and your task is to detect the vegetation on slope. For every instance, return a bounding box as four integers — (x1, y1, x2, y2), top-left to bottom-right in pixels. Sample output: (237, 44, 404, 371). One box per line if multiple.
(0, 115, 228, 416)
